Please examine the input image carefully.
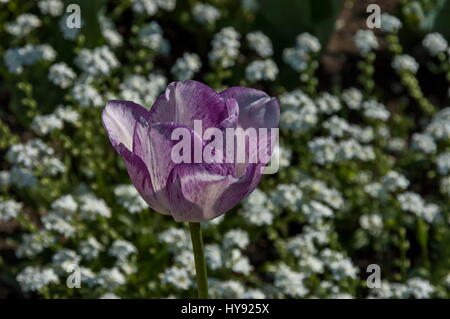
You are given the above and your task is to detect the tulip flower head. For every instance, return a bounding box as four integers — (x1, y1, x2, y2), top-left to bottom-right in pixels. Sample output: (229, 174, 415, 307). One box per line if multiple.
(102, 80, 279, 222)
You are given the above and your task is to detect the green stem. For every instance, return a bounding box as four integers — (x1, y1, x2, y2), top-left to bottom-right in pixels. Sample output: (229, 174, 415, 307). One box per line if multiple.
(189, 222, 209, 298)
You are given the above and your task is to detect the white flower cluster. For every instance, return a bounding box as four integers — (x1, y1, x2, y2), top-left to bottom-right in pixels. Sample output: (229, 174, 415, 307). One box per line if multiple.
(370, 277, 434, 298)
(245, 59, 278, 82)
(241, 189, 274, 225)
(5, 44, 56, 74)
(0, 198, 23, 222)
(99, 15, 123, 48)
(209, 27, 241, 68)
(38, 0, 64, 16)
(397, 192, 440, 223)
(342, 88, 364, 110)
(137, 21, 170, 55)
(6, 14, 41, 37)
(246, 31, 273, 57)
(119, 73, 167, 106)
(114, 184, 147, 214)
(131, 0, 176, 16)
(78, 193, 111, 220)
(425, 107, 450, 140)
(422, 33, 448, 56)
(381, 13, 402, 33)
(192, 3, 221, 25)
(171, 53, 202, 81)
(16, 267, 59, 292)
(6, 139, 65, 186)
(283, 32, 321, 72)
(392, 54, 419, 73)
(280, 89, 318, 133)
(353, 30, 378, 54)
(109, 240, 137, 261)
(362, 100, 390, 121)
(308, 137, 375, 165)
(48, 62, 77, 88)
(75, 46, 119, 77)
(71, 81, 103, 107)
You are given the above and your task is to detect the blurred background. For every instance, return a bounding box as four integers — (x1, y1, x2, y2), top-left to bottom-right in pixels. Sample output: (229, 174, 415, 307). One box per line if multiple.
(1, 0, 450, 299)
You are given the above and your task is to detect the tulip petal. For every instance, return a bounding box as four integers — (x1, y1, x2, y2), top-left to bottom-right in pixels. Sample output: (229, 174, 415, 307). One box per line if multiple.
(115, 143, 170, 215)
(167, 163, 258, 222)
(102, 100, 150, 151)
(220, 87, 280, 130)
(148, 80, 229, 130)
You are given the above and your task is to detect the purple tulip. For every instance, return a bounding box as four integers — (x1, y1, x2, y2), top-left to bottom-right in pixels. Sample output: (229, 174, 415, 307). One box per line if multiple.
(102, 80, 279, 222)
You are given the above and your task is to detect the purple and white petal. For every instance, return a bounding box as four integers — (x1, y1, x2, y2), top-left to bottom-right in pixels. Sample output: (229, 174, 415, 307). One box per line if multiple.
(148, 80, 229, 130)
(220, 87, 280, 130)
(102, 100, 150, 151)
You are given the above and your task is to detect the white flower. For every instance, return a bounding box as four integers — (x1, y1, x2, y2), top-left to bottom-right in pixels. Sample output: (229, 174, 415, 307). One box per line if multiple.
(302, 201, 333, 224)
(362, 100, 390, 121)
(38, 0, 64, 16)
(79, 237, 103, 260)
(274, 264, 308, 297)
(6, 14, 41, 37)
(309, 137, 339, 165)
(381, 13, 402, 33)
(223, 229, 250, 250)
(171, 53, 202, 81)
(49, 62, 76, 88)
(78, 193, 111, 220)
(406, 278, 434, 298)
(436, 152, 450, 175)
(209, 27, 241, 68)
(16, 267, 59, 292)
(205, 244, 223, 270)
(241, 189, 274, 226)
(97, 268, 126, 290)
(75, 46, 119, 77)
(109, 240, 137, 260)
(271, 184, 303, 211)
(52, 249, 81, 273)
(159, 227, 191, 251)
(359, 214, 383, 236)
(51, 194, 79, 215)
(119, 73, 167, 107)
(411, 133, 436, 154)
(0, 198, 22, 222)
(392, 54, 419, 73)
(423, 33, 448, 56)
(16, 231, 55, 258)
(137, 21, 170, 54)
(31, 114, 63, 136)
(192, 3, 221, 24)
(245, 59, 279, 82)
(114, 184, 147, 214)
(296, 33, 321, 53)
(71, 82, 103, 107)
(316, 93, 341, 115)
(42, 212, 75, 237)
(55, 106, 80, 124)
(381, 171, 410, 192)
(4, 44, 56, 74)
(246, 31, 273, 57)
(160, 266, 191, 290)
(342, 88, 363, 110)
(398, 192, 425, 216)
(354, 30, 378, 54)
(99, 15, 123, 48)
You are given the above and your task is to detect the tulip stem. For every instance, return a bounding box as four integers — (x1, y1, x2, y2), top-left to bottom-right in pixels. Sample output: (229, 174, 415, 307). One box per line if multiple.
(189, 222, 209, 299)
